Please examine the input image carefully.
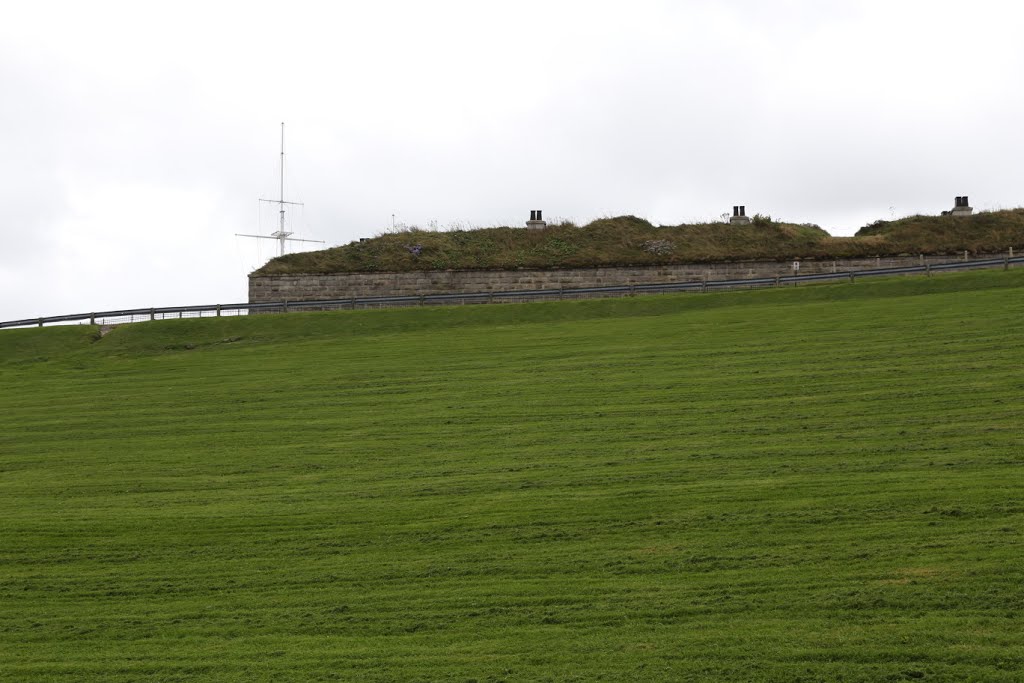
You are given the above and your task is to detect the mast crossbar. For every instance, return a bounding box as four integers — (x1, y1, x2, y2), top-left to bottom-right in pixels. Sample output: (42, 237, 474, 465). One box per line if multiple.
(238, 123, 322, 258)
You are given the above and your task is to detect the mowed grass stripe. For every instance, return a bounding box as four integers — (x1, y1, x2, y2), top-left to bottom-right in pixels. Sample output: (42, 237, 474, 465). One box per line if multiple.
(1, 270, 1023, 681)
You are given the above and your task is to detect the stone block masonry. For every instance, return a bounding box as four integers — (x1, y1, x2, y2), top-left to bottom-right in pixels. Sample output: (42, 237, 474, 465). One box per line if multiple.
(248, 254, 1003, 306)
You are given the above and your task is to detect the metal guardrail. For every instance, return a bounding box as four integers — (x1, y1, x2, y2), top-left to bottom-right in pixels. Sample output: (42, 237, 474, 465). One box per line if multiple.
(2, 255, 1021, 330)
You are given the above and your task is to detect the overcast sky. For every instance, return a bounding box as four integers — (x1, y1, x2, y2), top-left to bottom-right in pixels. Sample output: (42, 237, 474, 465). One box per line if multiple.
(2, 0, 1022, 321)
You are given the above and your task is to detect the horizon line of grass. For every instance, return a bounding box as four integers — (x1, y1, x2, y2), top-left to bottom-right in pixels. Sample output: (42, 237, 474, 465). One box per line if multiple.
(5, 268, 1024, 367)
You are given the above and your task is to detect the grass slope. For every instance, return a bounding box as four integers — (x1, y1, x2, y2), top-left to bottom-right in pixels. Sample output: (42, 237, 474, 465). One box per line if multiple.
(2, 271, 1023, 682)
(255, 210, 1024, 274)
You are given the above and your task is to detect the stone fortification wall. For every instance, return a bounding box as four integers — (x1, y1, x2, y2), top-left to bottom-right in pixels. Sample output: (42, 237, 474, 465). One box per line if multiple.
(248, 253, 992, 304)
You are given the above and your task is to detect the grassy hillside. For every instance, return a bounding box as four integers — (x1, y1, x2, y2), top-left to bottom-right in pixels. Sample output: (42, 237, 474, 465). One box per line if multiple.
(255, 209, 1024, 275)
(2, 271, 1023, 682)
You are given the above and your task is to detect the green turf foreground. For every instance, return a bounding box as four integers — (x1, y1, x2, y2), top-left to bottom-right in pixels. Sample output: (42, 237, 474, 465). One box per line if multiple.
(1, 271, 1023, 682)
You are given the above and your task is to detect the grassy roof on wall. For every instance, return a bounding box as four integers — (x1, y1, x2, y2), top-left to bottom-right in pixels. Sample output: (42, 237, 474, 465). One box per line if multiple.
(253, 209, 1024, 275)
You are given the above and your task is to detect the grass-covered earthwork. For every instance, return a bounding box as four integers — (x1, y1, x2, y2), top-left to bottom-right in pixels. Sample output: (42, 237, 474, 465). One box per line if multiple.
(256, 209, 1024, 274)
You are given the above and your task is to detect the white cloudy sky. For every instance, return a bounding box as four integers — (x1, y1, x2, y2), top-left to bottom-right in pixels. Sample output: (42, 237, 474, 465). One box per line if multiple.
(2, 0, 1022, 320)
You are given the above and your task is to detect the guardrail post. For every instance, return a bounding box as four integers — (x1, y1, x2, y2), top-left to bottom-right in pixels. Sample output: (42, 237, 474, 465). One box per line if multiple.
(488, 293, 494, 304)
(350, 297, 356, 309)
(419, 295, 425, 306)
(926, 264, 931, 277)
(963, 250, 968, 261)
(774, 276, 780, 287)
(283, 300, 289, 313)
(216, 304, 222, 317)
(629, 285, 635, 296)
(849, 272, 855, 283)
(150, 308, 155, 321)
(89, 313, 95, 325)
(38, 318, 43, 327)
(701, 278, 708, 293)
(1005, 257, 1009, 271)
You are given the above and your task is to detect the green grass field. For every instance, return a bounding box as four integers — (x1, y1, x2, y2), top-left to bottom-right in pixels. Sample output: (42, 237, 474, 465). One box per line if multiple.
(2, 271, 1023, 682)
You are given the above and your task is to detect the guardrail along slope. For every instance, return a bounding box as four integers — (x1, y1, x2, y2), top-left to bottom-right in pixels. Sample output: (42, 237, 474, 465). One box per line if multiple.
(4, 254, 1023, 330)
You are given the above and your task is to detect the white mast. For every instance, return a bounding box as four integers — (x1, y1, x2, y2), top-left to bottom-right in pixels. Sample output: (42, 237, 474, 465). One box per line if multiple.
(237, 122, 324, 257)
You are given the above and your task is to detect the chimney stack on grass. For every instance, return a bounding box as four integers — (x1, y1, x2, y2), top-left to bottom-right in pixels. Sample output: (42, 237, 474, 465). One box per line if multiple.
(526, 209, 546, 229)
(730, 205, 751, 225)
(951, 196, 973, 216)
